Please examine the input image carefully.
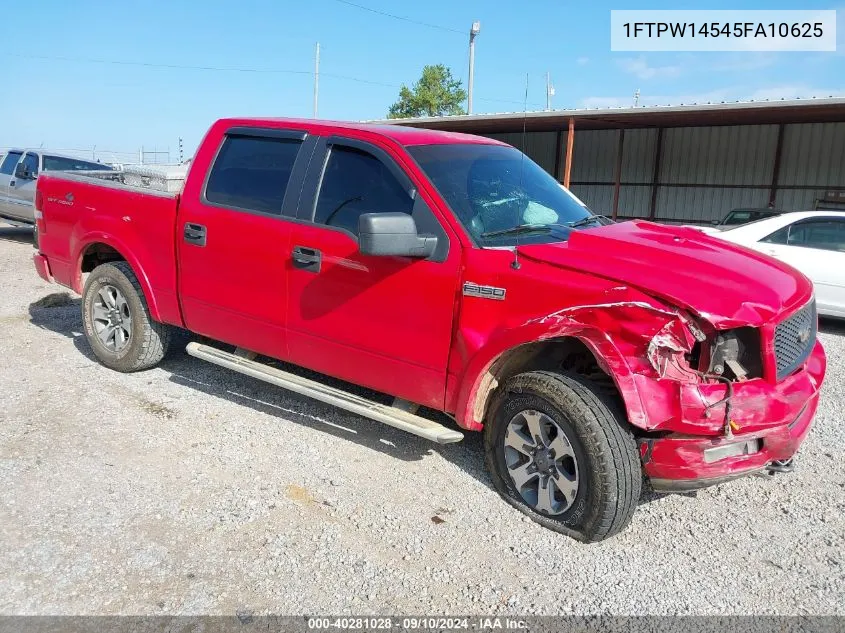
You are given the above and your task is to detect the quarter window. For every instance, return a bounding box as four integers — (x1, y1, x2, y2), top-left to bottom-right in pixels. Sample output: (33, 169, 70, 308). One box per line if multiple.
(313, 145, 413, 236)
(761, 226, 790, 245)
(0, 151, 23, 175)
(205, 135, 302, 215)
(44, 156, 111, 171)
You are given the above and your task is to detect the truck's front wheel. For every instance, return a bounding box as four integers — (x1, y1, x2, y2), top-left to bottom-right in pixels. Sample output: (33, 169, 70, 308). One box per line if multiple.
(81, 261, 172, 372)
(484, 371, 641, 542)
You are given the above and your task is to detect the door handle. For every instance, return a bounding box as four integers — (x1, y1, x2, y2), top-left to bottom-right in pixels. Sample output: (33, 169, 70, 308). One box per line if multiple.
(292, 245, 321, 272)
(183, 223, 207, 246)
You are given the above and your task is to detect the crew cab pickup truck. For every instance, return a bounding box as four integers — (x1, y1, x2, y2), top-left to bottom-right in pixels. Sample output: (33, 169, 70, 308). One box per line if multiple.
(32, 118, 826, 542)
(0, 150, 114, 225)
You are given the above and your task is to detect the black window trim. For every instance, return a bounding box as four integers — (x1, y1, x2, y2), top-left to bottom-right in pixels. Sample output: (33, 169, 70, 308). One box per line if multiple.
(200, 127, 315, 219)
(223, 126, 308, 142)
(761, 216, 845, 252)
(295, 135, 449, 262)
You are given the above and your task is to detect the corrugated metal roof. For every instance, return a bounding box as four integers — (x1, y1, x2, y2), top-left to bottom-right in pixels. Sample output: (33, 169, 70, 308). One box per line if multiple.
(374, 97, 845, 132)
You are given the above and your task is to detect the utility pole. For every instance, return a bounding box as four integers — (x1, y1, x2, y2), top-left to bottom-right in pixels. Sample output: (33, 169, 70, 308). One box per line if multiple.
(467, 21, 480, 115)
(634, 88, 640, 107)
(178, 137, 184, 163)
(546, 72, 555, 111)
(313, 42, 320, 118)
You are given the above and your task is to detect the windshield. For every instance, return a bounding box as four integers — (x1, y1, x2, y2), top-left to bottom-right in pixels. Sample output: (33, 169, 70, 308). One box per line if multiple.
(408, 143, 599, 246)
(722, 209, 778, 226)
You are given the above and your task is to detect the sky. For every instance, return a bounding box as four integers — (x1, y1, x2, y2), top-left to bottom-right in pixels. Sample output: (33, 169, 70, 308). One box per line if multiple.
(1, 0, 843, 161)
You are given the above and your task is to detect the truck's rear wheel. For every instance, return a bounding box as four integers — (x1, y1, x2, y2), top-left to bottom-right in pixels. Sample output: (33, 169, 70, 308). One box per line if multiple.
(81, 261, 171, 372)
(484, 371, 641, 542)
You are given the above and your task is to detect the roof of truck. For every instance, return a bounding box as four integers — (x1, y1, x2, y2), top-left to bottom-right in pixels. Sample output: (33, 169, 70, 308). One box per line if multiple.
(221, 117, 507, 147)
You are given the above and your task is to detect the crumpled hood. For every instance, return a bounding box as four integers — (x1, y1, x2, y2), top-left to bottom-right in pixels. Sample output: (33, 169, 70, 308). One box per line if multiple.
(517, 220, 813, 328)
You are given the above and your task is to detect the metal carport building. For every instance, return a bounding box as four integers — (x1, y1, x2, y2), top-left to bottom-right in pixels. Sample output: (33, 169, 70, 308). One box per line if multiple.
(384, 98, 845, 224)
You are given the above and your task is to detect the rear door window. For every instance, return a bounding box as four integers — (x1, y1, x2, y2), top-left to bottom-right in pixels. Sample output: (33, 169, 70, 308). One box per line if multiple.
(787, 219, 845, 252)
(0, 151, 23, 175)
(313, 145, 413, 236)
(205, 135, 302, 215)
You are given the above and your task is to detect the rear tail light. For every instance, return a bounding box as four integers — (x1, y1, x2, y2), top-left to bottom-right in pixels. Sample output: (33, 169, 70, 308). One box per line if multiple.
(34, 190, 45, 245)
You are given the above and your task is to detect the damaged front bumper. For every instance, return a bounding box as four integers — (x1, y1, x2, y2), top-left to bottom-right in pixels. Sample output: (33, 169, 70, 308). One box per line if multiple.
(640, 339, 825, 491)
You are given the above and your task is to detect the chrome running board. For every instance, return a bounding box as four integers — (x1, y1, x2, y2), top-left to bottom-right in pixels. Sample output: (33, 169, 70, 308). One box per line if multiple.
(186, 342, 463, 444)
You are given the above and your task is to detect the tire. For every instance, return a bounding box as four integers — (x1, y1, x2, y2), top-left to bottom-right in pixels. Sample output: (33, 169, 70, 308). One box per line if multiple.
(484, 371, 641, 542)
(81, 261, 172, 372)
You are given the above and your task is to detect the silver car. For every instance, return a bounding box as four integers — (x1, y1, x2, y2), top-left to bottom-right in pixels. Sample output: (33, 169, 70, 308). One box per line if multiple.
(0, 150, 114, 225)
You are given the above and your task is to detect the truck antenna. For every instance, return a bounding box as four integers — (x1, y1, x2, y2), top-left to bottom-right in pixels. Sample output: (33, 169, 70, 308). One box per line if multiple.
(511, 73, 529, 271)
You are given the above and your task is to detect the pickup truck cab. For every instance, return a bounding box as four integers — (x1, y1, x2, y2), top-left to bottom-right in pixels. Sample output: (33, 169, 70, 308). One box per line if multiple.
(32, 118, 826, 541)
(0, 149, 113, 225)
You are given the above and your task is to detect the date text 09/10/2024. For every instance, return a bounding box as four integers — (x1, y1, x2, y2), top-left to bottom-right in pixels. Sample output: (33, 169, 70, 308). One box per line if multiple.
(306, 617, 528, 630)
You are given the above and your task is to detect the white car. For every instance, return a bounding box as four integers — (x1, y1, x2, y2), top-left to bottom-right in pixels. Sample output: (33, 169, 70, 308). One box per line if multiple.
(714, 211, 845, 318)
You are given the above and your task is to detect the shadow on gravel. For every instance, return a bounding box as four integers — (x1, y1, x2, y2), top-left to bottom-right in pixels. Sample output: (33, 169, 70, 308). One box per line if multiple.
(26, 292, 490, 484)
(0, 225, 34, 244)
(819, 317, 845, 336)
(28, 293, 99, 363)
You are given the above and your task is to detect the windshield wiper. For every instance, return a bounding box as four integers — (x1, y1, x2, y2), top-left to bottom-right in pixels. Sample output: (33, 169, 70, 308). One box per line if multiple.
(480, 223, 569, 239)
(566, 215, 608, 229)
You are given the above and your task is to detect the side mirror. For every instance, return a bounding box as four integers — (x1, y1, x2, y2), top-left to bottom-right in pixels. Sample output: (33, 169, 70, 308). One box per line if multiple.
(358, 212, 437, 258)
(14, 163, 33, 180)
(711, 219, 720, 225)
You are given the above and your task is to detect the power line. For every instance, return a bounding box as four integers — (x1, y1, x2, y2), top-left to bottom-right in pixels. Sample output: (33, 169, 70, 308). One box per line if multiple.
(10, 53, 401, 88)
(11, 53, 313, 75)
(330, 0, 464, 34)
(322, 72, 399, 88)
(8, 53, 544, 111)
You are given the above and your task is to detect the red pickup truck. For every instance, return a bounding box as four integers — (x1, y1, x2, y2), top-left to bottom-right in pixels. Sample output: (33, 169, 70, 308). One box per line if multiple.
(32, 117, 826, 541)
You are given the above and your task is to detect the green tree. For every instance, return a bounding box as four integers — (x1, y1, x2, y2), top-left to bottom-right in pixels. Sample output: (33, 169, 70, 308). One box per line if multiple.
(388, 64, 467, 119)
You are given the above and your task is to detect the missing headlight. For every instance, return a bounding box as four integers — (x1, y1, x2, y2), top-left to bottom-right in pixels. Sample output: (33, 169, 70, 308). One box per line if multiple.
(708, 328, 763, 381)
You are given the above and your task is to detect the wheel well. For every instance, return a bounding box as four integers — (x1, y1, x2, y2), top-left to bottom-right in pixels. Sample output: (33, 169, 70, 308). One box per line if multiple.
(472, 337, 624, 424)
(81, 243, 126, 273)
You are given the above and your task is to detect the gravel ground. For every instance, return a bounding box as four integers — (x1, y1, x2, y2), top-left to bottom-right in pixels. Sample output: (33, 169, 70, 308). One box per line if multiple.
(1, 221, 843, 616)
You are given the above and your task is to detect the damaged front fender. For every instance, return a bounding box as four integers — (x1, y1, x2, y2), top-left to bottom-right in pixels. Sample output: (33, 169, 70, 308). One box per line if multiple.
(454, 285, 717, 433)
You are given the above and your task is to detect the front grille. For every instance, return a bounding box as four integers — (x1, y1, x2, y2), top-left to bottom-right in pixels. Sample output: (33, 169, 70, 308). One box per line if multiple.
(774, 300, 817, 381)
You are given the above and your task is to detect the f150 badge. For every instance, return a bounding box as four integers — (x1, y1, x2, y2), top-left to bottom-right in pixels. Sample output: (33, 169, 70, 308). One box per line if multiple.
(463, 282, 506, 301)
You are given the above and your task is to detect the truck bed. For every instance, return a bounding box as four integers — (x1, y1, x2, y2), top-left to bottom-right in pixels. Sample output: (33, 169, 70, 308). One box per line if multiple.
(36, 171, 183, 325)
